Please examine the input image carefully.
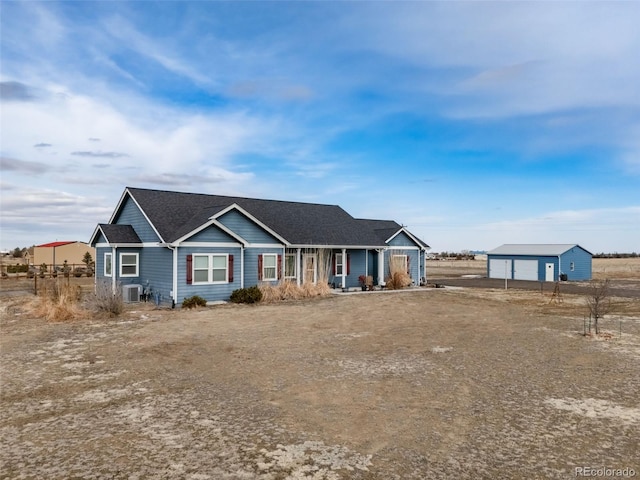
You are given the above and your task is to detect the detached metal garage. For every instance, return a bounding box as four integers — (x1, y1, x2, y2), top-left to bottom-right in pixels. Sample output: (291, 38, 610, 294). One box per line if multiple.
(487, 244, 592, 282)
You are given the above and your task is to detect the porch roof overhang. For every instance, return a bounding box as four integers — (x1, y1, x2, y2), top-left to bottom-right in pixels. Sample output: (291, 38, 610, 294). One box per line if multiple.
(286, 244, 387, 250)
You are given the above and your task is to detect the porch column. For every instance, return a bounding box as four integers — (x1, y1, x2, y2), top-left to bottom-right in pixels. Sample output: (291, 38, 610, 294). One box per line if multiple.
(341, 248, 347, 288)
(240, 246, 245, 289)
(296, 248, 301, 286)
(377, 249, 385, 286)
(111, 246, 117, 294)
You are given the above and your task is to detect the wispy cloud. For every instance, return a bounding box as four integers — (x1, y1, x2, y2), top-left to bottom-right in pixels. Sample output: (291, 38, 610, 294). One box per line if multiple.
(1, 2, 638, 252)
(0, 81, 38, 102)
(0, 157, 52, 174)
(71, 151, 129, 158)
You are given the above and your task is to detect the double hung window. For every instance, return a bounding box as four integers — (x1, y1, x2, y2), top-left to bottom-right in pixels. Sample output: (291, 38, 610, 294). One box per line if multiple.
(285, 253, 296, 279)
(193, 254, 228, 284)
(335, 253, 344, 276)
(119, 253, 139, 277)
(262, 254, 278, 281)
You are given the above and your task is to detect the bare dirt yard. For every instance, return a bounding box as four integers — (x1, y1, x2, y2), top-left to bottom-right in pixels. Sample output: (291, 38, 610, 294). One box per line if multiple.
(1, 261, 639, 479)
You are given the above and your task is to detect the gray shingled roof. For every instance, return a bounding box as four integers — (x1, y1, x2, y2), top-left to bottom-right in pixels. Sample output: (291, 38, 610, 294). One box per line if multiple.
(357, 219, 430, 249)
(488, 244, 589, 256)
(124, 187, 408, 247)
(98, 224, 142, 244)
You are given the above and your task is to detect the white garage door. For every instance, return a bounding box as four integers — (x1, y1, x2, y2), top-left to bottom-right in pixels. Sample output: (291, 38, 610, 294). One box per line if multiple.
(514, 259, 538, 280)
(489, 259, 512, 279)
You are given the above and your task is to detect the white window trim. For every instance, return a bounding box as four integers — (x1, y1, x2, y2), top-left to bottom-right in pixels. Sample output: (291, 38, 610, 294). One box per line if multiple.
(392, 254, 408, 271)
(193, 253, 229, 284)
(284, 253, 296, 279)
(104, 252, 112, 277)
(335, 253, 344, 276)
(119, 252, 139, 277)
(262, 253, 278, 281)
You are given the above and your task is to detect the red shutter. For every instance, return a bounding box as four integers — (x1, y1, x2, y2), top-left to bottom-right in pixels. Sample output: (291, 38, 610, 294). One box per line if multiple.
(277, 255, 282, 279)
(228, 255, 234, 283)
(347, 254, 351, 275)
(186, 254, 193, 284)
(258, 254, 263, 281)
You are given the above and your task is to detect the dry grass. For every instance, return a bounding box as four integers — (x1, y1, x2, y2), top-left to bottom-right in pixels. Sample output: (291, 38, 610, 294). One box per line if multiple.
(592, 257, 640, 280)
(28, 279, 84, 322)
(385, 253, 411, 289)
(259, 280, 332, 303)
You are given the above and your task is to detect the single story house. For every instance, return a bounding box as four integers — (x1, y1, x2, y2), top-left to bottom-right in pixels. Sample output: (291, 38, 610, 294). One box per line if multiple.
(90, 187, 430, 305)
(486, 244, 592, 282)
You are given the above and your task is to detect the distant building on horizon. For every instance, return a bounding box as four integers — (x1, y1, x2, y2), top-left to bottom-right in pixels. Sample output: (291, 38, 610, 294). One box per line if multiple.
(33, 241, 95, 267)
(486, 244, 592, 282)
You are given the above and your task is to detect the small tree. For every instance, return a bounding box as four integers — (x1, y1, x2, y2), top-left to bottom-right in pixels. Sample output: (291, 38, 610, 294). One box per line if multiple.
(12, 247, 23, 258)
(82, 251, 93, 268)
(585, 279, 614, 335)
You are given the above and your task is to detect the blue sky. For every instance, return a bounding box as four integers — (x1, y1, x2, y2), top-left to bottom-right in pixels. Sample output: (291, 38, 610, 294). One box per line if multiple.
(1, 1, 639, 253)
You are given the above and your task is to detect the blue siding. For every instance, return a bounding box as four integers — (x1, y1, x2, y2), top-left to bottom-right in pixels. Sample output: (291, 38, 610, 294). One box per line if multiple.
(114, 247, 143, 285)
(218, 210, 281, 244)
(368, 250, 379, 284)
(560, 246, 592, 281)
(244, 247, 284, 287)
(187, 224, 238, 243)
(487, 249, 592, 282)
(328, 250, 368, 288)
(95, 247, 111, 278)
(177, 246, 243, 303)
(94, 232, 107, 244)
(113, 196, 160, 242)
(138, 247, 174, 301)
(388, 231, 417, 247)
(95, 246, 174, 302)
(385, 250, 420, 285)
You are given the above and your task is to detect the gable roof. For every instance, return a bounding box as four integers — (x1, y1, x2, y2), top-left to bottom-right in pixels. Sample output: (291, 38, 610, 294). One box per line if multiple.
(488, 244, 591, 256)
(94, 224, 142, 244)
(356, 219, 430, 249)
(121, 187, 394, 247)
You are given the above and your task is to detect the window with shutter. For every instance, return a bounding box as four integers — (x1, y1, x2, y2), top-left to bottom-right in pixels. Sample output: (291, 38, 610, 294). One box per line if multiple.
(262, 254, 277, 281)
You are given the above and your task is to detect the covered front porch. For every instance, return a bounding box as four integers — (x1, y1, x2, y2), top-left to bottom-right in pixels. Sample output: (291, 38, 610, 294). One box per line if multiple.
(282, 246, 427, 290)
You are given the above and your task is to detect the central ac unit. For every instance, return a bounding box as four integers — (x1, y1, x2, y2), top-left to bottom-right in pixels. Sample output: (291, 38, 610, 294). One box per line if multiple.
(123, 284, 142, 303)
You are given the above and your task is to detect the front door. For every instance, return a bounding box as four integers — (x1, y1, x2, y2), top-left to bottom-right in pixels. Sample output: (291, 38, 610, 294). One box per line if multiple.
(303, 254, 316, 284)
(545, 263, 555, 282)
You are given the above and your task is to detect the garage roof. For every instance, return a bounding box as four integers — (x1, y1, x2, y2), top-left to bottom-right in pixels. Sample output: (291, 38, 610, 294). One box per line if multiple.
(488, 244, 591, 256)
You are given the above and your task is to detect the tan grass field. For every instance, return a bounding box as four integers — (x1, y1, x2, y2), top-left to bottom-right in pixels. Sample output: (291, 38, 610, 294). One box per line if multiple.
(1, 268, 639, 478)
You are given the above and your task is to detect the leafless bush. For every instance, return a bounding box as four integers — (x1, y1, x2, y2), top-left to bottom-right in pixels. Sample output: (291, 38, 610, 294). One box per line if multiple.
(87, 280, 124, 317)
(585, 279, 614, 335)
